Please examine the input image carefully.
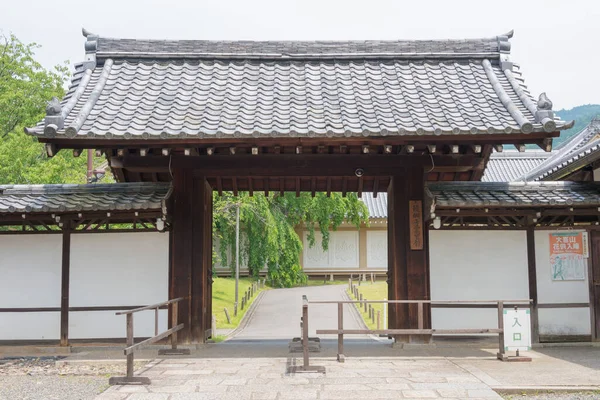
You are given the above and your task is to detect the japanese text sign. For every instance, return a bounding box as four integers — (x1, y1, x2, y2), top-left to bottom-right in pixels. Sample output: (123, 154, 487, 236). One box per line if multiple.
(549, 231, 588, 281)
(503, 309, 531, 352)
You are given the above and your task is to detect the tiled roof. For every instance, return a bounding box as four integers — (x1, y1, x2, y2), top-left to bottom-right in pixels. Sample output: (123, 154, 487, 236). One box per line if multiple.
(25, 30, 572, 141)
(482, 150, 554, 182)
(519, 118, 600, 181)
(429, 181, 600, 208)
(361, 192, 387, 219)
(0, 183, 171, 214)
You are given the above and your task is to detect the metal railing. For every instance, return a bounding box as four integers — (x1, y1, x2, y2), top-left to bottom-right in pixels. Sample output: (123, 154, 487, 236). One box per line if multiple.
(296, 296, 532, 369)
(109, 297, 188, 385)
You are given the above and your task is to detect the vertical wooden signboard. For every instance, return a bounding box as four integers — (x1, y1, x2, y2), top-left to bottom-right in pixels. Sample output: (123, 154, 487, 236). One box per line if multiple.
(409, 200, 423, 251)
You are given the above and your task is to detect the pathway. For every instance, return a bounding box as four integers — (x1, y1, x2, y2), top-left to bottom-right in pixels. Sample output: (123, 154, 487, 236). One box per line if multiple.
(230, 284, 367, 340)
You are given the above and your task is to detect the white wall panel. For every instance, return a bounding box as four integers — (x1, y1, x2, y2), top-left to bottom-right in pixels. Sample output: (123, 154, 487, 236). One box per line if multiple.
(429, 230, 529, 330)
(69, 232, 169, 338)
(303, 230, 359, 269)
(538, 308, 591, 335)
(0, 234, 62, 340)
(366, 230, 387, 269)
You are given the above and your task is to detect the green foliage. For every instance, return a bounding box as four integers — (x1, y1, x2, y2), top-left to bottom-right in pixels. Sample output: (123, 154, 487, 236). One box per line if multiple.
(214, 192, 369, 288)
(0, 33, 107, 184)
(555, 104, 600, 147)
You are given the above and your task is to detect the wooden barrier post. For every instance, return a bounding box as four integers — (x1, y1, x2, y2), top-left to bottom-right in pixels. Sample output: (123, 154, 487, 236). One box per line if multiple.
(224, 307, 231, 324)
(211, 314, 217, 338)
(377, 310, 381, 329)
(337, 302, 345, 362)
(364, 298, 368, 313)
(348, 278, 352, 292)
(418, 302, 424, 330)
(497, 301, 505, 359)
(126, 313, 134, 378)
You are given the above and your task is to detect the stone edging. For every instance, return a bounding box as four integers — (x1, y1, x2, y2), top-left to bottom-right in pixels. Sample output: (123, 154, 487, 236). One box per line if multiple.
(221, 290, 267, 340)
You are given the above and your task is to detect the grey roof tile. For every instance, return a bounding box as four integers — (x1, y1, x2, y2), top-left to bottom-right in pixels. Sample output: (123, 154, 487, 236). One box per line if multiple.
(0, 183, 171, 214)
(429, 181, 600, 208)
(25, 31, 571, 140)
(483, 150, 554, 182)
(360, 193, 387, 219)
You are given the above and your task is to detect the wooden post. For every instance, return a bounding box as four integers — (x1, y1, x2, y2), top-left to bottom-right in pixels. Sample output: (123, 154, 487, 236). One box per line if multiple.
(337, 302, 344, 362)
(364, 299, 368, 313)
(211, 314, 217, 338)
(126, 313, 134, 378)
(377, 310, 381, 329)
(497, 301, 505, 358)
(224, 308, 231, 324)
(171, 169, 194, 343)
(388, 170, 431, 343)
(418, 302, 424, 330)
(171, 302, 178, 350)
(526, 225, 540, 344)
(60, 222, 71, 347)
(154, 307, 159, 337)
(348, 278, 352, 292)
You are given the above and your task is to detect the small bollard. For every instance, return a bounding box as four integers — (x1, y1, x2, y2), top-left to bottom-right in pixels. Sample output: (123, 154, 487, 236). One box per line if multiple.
(368, 304, 372, 319)
(234, 302, 238, 317)
(371, 309, 375, 324)
(348, 278, 352, 292)
(241, 297, 245, 310)
(224, 307, 231, 324)
(211, 314, 217, 338)
(377, 310, 381, 329)
(364, 299, 368, 313)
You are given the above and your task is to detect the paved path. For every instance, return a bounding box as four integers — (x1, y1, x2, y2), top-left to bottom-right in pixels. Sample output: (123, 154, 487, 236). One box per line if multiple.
(230, 284, 366, 340)
(96, 357, 503, 399)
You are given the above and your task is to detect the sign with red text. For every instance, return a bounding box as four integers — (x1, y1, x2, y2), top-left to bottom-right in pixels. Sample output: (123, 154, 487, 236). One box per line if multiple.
(549, 231, 588, 281)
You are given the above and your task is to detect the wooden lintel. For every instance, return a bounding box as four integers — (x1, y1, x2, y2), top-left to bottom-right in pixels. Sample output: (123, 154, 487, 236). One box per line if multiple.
(117, 154, 485, 177)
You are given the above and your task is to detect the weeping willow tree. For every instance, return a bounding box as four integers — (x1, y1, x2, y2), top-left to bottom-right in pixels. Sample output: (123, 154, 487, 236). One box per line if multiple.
(213, 192, 369, 287)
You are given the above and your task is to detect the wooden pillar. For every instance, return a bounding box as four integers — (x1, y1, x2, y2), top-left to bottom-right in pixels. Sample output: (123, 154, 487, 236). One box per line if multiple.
(60, 222, 71, 346)
(170, 169, 194, 343)
(191, 177, 212, 342)
(387, 169, 431, 343)
(526, 225, 540, 344)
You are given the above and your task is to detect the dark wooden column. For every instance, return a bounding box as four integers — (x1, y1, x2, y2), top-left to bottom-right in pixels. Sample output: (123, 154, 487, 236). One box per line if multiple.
(387, 168, 431, 343)
(191, 177, 212, 342)
(60, 222, 71, 346)
(526, 224, 540, 344)
(170, 168, 194, 342)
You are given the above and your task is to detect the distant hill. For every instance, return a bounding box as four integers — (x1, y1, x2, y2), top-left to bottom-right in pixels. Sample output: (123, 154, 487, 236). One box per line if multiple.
(555, 104, 600, 147)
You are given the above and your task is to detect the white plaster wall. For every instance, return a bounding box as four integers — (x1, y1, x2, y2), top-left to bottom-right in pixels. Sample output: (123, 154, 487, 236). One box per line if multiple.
(534, 230, 591, 335)
(429, 231, 529, 330)
(303, 231, 359, 269)
(0, 234, 62, 340)
(367, 230, 387, 269)
(69, 232, 169, 339)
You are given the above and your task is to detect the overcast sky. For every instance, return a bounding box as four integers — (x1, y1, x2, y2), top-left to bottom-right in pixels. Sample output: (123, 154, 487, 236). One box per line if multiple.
(1, 0, 598, 110)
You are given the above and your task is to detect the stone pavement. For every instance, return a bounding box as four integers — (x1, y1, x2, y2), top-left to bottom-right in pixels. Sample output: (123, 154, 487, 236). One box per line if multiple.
(96, 357, 502, 399)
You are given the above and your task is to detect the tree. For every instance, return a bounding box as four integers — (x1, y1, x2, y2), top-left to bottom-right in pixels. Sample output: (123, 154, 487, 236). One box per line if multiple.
(213, 192, 369, 287)
(0, 33, 106, 185)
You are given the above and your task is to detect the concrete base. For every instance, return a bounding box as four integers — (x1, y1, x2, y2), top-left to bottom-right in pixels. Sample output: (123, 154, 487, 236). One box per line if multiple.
(392, 342, 437, 350)
(289, 337, 321, 353)
(158, 348, 191, 356)
(497, 352, 532, 362)
(108, 376, 151, 385)
(287, 365, 326, 374)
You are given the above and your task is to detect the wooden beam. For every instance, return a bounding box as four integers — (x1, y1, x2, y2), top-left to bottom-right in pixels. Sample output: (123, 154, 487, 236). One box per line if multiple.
(526, 224, 540, 344)
(60, 222, 71, 346)
(232, 177, 238, 196)
(216, 177, 223, 196)
(117, 154, 485, 177)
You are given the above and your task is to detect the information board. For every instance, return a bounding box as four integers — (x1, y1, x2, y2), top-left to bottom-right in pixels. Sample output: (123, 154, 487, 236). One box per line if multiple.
(549, 231, 588, 281)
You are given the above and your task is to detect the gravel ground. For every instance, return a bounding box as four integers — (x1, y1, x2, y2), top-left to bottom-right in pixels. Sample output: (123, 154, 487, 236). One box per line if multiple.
(0, 357, 144, 400)
(502, 392, 600, 399)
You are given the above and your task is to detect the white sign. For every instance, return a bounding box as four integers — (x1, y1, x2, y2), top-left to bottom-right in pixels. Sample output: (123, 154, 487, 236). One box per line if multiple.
(503, 309, 531, 352)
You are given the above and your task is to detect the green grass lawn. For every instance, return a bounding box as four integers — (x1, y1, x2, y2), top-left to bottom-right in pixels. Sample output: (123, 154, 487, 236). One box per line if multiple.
(347, 281, 388, 330)
(212, 277, 266, 330)
(303, 279, 349, 287)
